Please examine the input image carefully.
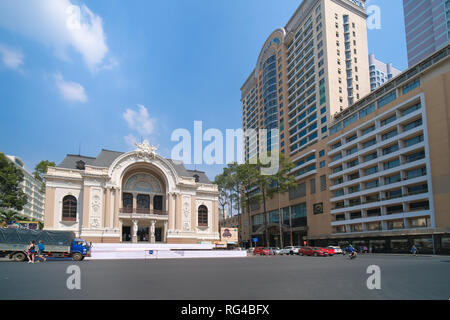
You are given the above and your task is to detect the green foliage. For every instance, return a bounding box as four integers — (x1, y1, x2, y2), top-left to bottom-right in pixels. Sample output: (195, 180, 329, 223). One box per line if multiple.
(267, 153, 297, 198)
(0, 152, 27, 215)
(0, 210, 22, 225)
(214, 152, 296, 247)
(33, 160, 55, 192)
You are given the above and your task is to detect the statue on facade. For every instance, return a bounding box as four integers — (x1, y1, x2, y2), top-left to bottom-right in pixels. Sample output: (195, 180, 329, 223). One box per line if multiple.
(135, 140, 159, 159)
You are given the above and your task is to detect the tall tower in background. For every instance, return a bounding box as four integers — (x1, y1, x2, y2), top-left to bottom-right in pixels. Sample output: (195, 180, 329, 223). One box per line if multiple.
(241, 0, 371, 162)
(403, 0, 450, 66)
(369, 53, 402, 91)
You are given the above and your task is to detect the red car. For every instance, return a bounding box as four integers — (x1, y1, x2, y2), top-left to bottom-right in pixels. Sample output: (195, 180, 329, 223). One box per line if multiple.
(324, 247, 335, 256)
(253, 247, 271, 256)
(300, 246, 328, 257)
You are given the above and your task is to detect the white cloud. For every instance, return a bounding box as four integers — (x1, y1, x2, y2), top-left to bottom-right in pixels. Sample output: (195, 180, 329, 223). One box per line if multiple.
(54, 73, 87, 103)
(123, 105, 156, 137)
(0, 0, 113, 72)
(124, 134, 139, 149)
(123, 105, 157, 148)
(0, 44, 24, 70)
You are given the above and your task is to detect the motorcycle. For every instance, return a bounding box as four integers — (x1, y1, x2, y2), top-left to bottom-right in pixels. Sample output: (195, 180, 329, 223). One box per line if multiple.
(349, 251, 357, 259)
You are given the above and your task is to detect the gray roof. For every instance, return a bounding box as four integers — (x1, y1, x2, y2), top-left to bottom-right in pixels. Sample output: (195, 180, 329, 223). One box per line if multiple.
(92, 149, 124, 168)
(57, 149, 211, 183)
(186, 170, 211, 184)
(58, 154, 96, 169)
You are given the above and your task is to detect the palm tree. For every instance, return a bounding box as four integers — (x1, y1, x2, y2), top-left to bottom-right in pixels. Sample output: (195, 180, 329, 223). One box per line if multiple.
(0, 210, 21, 227)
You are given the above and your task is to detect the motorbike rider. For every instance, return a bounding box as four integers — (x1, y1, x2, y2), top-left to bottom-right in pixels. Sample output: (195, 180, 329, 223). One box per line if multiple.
(347, 244, 357, 258)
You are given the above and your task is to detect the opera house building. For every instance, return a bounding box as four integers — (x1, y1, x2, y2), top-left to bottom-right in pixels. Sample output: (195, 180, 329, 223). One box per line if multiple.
(43, 141, 220, 244)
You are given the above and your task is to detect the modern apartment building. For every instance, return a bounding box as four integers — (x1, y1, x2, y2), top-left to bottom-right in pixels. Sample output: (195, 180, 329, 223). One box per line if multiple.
(6, 155, 45, 222)
(369, 53, 402, 91)
(241, 0, 371, 161)
(403, 0, 450, 66)
(241, 45, 450, 254)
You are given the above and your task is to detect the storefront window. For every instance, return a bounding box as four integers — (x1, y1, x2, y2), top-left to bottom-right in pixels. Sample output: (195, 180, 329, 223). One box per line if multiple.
(282, 207, 290, 225)
(369, 240, 386, 253)
(269, 210, 279, 223)
(441, 237, 450, 250)
(291, 203, 307, 227)
(414, 238, 434, 253)
(252, 214, 265, 232)
(391, 239, 409, 253)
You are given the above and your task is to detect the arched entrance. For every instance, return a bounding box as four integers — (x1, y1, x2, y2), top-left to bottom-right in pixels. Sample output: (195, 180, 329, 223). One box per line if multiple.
(118, 163, 170, 243)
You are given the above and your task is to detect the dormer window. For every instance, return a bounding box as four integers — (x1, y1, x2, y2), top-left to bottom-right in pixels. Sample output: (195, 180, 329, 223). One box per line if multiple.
(193, 174, 200, 183)
(76, 160, 85, 170)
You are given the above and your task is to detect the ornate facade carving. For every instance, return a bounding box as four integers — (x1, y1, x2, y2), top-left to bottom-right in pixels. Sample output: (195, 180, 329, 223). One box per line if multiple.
(135, 140, 159, 159)
(182, 195, 192, 231)
(89, 188, 103, 229)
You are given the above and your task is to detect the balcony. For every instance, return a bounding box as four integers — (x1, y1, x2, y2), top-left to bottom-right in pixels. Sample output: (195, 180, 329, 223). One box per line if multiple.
(330, 188, 430, 214)
(119, 208, 168, 216)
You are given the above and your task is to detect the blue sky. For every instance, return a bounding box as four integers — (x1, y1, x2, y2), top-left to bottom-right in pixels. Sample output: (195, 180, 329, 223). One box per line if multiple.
(0, 0, 407, 180)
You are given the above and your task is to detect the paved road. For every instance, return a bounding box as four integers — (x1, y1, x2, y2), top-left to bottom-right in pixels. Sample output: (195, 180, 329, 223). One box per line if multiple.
(0, 254, 449, 300)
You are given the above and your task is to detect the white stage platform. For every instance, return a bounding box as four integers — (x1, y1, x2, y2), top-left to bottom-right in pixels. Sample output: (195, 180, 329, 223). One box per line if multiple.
(87, 243, 247, 260)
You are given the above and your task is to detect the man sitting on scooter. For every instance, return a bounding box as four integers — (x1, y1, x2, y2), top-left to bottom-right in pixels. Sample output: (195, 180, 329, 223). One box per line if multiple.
(347, 244, 357, 258)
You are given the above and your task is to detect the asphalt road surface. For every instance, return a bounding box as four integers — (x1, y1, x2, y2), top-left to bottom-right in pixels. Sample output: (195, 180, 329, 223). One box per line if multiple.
(0, 254, 449, 300)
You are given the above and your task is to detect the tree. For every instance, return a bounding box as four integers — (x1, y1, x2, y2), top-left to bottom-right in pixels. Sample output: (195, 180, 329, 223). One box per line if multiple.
(266, 153, 297, 247)
(214, 174, 229, 219)
(238, 162, 261, 247)
(252, 152, 296, 247)
(253, 159, 274, 248)
(0, 210, 22, 227)
(226, 162, 244, 217)
(33, 160, 55, 192)
(0, 152, 27, 219)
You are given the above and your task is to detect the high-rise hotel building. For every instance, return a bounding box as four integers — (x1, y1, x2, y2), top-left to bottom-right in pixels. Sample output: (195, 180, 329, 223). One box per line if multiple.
(241, 0, 371, 161)
(239, 1, 450, 254)
(403, 0, 450, 66)
(240, 44, 450, 254)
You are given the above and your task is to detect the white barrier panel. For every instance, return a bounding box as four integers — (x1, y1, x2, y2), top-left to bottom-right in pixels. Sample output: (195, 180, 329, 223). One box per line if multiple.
(88, 250, 247, 260)
(90, 243, 215, 252)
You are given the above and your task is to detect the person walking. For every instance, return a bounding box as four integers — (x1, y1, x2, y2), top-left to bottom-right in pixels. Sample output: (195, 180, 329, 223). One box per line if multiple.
(36, 240, 47, 262)
(27, 240, 36, 264)
(411, 245, 418, 256)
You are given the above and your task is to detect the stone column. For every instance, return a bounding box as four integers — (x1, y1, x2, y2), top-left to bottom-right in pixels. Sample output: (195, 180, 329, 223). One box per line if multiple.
(132, 193, 137, 213)
(169, 193, 176, 230)
(150, 220, 156, 244)
(132, 219, 138, 243)
(82, 186, 91, 229)
(104, 188, 111, 229)
(113, 188, 120, 229)
(163, 220, 168, 243)
(119, 219, 123, 243)
(213, 201, 218, 233)
(175, 193, 181, 230)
